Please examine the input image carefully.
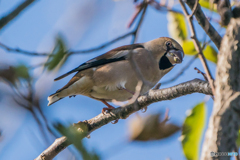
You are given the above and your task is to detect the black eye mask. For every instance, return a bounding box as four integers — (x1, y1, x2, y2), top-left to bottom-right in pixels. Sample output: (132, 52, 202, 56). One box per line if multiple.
(159, 53, 173, 70)
(159, 45, 176, 70)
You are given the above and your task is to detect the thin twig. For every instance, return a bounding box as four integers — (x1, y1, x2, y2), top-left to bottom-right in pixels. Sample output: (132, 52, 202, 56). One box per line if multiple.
(0, 0, 36, 30)
(148, 0, 183, 14)
(194, 67, 213, 101)
(0, 25, 139, 57)
(0, 32, 134, 57)
(0, 1, 147, 57)
(0, 42, 49, 56)
(179, 0, 215, 95)
(131, 3, 148, 44)
(127, 2, 145, 28)
(69, 31, 134, 55)
(184, 0, 222, 49)
(194, 67, 208, 81)
(189, 0, 199, 18)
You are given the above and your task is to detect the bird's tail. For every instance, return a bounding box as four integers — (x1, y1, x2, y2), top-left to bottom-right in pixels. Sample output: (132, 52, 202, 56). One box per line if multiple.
(47, 93, 63, 106)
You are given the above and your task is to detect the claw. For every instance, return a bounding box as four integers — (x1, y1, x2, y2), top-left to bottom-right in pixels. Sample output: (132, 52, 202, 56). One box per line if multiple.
(102, 107, 114, 114)
(100, 99, 115, 114)
(141, 107, 148, 113)
(69, 95, 76, 98)
(100, 99, 119, 123)
(111, 119, 119, 124)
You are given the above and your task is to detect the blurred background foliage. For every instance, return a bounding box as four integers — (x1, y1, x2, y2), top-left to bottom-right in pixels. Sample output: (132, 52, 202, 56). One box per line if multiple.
(0, 0, 233, 160)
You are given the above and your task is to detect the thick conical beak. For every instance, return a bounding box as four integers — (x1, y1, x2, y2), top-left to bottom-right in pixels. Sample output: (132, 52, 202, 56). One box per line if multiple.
(169, 50, 184, 63)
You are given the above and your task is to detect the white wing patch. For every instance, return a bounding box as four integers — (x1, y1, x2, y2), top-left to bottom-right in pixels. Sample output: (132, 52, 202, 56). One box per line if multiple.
(105, 80, 127, 91)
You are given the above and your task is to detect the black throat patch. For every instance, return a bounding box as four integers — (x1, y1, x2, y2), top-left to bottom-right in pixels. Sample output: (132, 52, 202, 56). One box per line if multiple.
(159, 54, 173, 70)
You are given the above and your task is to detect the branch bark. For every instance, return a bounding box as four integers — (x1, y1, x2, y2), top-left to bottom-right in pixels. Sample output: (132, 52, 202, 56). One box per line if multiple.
(35, 79, 212, 160)
(185, 0, 222, 49)
(201, 6, 240, 160)
(215, 0, 232, 26)
(0, 0, 36, 30)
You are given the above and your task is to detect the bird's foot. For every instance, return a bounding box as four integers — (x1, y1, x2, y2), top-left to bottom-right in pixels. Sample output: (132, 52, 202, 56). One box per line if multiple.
(69, 95, 76, 98)
(101, 107, 119, 124)
(101, 106, 115, 114)
(111, 119, 119, 124)
(100, 99, 119, 124)
(101, 100, 115, 114)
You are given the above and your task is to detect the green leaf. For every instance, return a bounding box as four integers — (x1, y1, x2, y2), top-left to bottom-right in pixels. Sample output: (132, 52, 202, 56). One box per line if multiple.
(203, 45, 218, 64)
(199, 0, 217, 12)
(236, 130, 240, 148)
(182, 40, 218, 63)
(45, 35, 67, 71)
(167, 12, 188, 44)
(15, 65, 30, 80)
(182, 40, 197, 55)
(181, 102, 206, 160)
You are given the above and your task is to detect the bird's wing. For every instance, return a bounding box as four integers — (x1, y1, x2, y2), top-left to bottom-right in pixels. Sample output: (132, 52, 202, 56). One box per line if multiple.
(54, 44, 144, 81)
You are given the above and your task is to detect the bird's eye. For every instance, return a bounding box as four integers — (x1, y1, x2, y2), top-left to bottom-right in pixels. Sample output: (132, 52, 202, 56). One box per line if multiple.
(166, 41, 172, 47)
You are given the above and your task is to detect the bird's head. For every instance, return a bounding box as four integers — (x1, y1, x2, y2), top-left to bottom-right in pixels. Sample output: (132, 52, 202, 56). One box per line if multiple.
(165, 42, 184, 64)
(144, 37, 184, 70)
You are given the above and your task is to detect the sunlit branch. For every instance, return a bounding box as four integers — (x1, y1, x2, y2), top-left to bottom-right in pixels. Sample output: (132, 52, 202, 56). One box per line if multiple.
(35, 79, 212, 160)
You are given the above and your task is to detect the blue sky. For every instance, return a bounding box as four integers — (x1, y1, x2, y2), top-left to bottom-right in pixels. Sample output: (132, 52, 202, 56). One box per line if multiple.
(0, 0, 218, 160)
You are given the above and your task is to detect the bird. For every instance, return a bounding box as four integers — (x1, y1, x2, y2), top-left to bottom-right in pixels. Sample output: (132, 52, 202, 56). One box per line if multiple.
(48, 37, 184, 114)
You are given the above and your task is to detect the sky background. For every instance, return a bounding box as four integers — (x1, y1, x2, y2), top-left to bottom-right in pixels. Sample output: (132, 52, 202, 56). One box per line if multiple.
(0, 0, 220, 160)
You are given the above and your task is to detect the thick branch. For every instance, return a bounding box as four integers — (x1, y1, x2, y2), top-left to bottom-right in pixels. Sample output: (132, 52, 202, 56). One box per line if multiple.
(35, 79, 212, 160)
(201, 6, 240, 160)
(0, 0, 36, 30)
(215, 0, 232, 26)
(185, 0, 222, 49)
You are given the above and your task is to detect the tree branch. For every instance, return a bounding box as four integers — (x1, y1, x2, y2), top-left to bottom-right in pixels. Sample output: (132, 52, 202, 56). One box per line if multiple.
(35, 79, 212, 160)
(215, 0, 232, 26)
(0, 14, 144, 57)
(201, 6, 240, 160)
(0, 0, 36, 30)
(148, 0, 183, 14)
(185, 0, 222, 49)
(179, 0, 215, 95)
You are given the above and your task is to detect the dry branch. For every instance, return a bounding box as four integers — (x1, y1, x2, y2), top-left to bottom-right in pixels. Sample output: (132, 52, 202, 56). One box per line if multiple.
(35, 79, 212, 160)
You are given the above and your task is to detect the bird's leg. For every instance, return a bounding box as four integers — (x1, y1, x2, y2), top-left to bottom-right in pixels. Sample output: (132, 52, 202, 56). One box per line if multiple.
(100, 100, 118, 124)
(69, 95, 76, 98)
(117, 87, 135, 95)
(101, 100, 115, 113)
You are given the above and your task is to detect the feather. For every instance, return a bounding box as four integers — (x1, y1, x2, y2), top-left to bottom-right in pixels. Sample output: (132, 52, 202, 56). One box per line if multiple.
(47, 93, 62, 106)
(54, 44, 144, 81)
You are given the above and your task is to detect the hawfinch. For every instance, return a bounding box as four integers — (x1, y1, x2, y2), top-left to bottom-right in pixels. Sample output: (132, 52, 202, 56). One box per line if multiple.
(48, 37, 184, 112)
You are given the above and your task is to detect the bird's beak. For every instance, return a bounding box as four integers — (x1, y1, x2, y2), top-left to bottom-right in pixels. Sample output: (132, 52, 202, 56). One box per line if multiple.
(169, 50, 184, 63)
